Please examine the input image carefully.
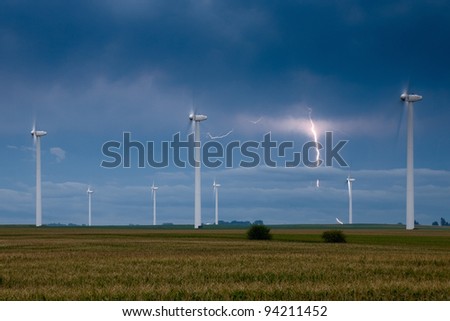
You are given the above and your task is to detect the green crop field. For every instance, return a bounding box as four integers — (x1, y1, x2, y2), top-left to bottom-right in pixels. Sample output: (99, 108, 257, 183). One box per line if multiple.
(0, 225, 449, 300)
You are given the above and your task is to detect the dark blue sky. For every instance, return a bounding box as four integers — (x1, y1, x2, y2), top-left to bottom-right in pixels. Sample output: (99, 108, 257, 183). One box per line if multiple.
(1, 0, 449, 226)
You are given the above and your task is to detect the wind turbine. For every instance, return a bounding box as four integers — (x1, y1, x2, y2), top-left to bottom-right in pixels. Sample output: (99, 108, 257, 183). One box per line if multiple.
(213, 180, 221, 225)
(31, 124, 47, 227)
(346, 175, 355, 224)
(87, 186, 93, 226)
(189, 112, 207, 229)
(400, 91, 423, 230)
(151, 182, 158, 226)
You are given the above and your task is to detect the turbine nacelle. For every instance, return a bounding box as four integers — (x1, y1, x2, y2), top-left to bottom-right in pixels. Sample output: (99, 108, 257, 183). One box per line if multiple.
(31, 130, 47, 137)
(189, 114, 207, 122)
(87, 188, 94, 194)
(400, 93, 422, 103)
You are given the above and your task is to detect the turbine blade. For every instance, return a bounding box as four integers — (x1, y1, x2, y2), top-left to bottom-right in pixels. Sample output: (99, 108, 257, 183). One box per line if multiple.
(185, 116, 194, 135)
(31, 119, 36, 143)
(395, 100, 407, 147)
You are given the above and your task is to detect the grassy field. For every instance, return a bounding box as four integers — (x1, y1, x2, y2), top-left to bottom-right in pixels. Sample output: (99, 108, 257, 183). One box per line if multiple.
(0, 225, 449, 300)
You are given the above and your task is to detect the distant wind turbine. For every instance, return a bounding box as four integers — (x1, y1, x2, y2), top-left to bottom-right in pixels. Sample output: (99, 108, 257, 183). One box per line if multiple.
(151, 182, 158, 226)
(336, 218, 344, 225)
(87, 186, 93, 226)
(189, 112, 207, 229)
(346, 175, 355, 224)
(31, 123, 47, 227)
(213, 180, 221, 225)
(400, 91, 422, 230)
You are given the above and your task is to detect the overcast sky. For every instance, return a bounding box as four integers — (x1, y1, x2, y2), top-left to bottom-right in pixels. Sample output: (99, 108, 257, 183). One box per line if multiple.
(1, 0, 450, 226)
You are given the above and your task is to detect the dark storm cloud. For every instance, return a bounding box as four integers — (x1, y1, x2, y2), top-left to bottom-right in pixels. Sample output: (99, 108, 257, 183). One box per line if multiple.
(2, 1, 449, 100)
(0, 1, 269, 86)
(0, 1, 448, 143)
(1, 0, 449, 161)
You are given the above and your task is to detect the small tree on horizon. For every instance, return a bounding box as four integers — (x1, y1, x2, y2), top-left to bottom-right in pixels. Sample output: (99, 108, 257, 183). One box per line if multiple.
(322, 230, 347, 243)
(247, 224, 272, 240)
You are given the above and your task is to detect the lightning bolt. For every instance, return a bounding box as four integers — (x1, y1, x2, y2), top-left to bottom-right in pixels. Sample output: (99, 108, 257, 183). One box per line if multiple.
(308, 108, 320, 165)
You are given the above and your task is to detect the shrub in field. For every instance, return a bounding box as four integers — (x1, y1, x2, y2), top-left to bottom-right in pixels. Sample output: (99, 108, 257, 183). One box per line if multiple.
(247, 224, 272, 240)
(321, 230, 346, 243)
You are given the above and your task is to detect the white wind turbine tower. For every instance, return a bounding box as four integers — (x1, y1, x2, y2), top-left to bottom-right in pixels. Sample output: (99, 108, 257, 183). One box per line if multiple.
(400, 91, 423, 230)
(87, 186, 93, 226)
(213, 180, 221, 225)
(346, 175, 355, 224)
(189, 112, 207, 229)
(31, 123, 47, 227)
(151, 182, 158, 226)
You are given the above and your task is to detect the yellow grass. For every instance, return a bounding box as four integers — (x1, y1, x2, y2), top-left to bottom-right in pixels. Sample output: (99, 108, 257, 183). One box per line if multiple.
(0, 227, 449, 300)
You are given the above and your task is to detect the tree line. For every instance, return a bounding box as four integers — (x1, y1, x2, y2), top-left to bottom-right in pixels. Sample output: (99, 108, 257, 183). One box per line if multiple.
(431, 217, 449, 226)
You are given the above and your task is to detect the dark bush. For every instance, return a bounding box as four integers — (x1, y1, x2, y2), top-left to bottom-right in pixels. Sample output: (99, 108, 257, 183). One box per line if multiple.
(321, 230, 346, 243)
(247, 224, 272, 240)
